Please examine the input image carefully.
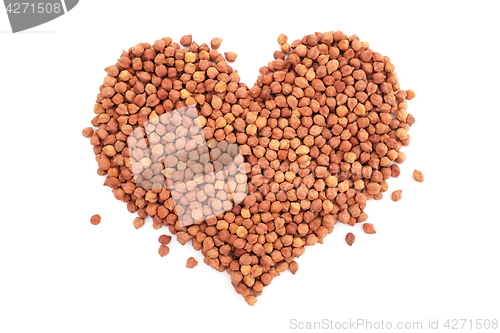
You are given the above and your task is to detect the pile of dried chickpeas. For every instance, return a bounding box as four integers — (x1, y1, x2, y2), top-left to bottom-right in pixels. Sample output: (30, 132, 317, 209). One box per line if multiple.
(83, 31, 417, 306)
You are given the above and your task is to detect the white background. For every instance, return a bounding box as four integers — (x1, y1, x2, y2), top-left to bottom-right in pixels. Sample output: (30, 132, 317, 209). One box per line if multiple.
(1, 1, 499, 332)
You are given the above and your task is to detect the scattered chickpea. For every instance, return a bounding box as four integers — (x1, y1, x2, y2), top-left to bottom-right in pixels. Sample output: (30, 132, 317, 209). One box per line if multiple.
(363, 223, 376, 234)
(158, 245, 170, 257)
(180, 34, 192, 47)
(159, 235, 172, 245)
(245, 295, 257, 306)
(224, 52, 237, 62)
(210, 37, 223, 49)
(406, 89, 416, 100)
(186, 257, 198, 268)
(277, 33, 288, 45)
(133, 217, 145, 229)
(413, 170, 424, 182)
(345, 232, 355, 246)
(82, 127, 94, 138)
(90, 214, 101, 225)
(392, 190, 402, 202)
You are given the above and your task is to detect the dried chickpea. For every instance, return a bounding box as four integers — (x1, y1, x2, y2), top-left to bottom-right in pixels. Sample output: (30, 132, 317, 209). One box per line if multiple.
(224, 52, 237, 62)
(90, 214, 101, 225)
(363, 223, 376, 234)
(159, 235, 172, 245)
(158, 245, 170, 257)
(345, 232, 355, 246)
(406, 89, 416, 100)
(413, 170, 424, 182)
(186, 257, 198, 268)
(210, 37, 223, 49)
(392, 190, 402, 202)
